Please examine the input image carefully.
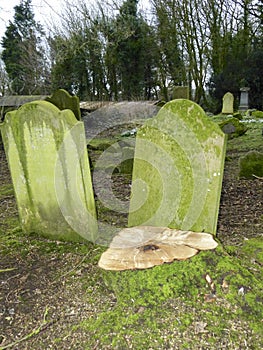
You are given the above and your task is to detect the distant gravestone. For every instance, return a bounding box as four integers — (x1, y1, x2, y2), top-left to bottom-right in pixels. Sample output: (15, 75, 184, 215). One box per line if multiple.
(171, 86, 189, 100)
(222, 92, 234, 114)
(46, 89, 81, 120)
(0, 101, 97, 242)
(239, 87, 250, 111)
(128, 99, 226, 235)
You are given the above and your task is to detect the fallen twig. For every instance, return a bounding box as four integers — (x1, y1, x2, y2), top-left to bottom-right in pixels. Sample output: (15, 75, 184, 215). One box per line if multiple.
(51, 248, 100, 284)
(252, 174, 263, 180)
(0, 268, 16, 273)
(0, 308, 49, 350)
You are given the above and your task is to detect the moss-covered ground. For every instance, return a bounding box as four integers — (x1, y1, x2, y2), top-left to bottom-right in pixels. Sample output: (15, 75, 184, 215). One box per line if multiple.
(0, 113, 262, 349)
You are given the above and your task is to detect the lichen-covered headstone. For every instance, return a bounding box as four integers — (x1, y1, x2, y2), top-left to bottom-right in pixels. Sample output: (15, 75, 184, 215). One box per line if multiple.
(46, 89, 81, 120)
(222, 92, 234, 114)
(128, 99, 226, 235)
(0, 101, 97, 242)
(171, 86, 189, 100)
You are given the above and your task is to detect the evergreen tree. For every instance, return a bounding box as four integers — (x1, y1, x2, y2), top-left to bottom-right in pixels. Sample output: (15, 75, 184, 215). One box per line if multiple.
(114, 0, 153, 100)
(47, 0, 262, 106)
(1, 0, 49, 94)
(50, 0, 156, 101)
(208, 0, 263, 111)
(49, 17, 108, 101)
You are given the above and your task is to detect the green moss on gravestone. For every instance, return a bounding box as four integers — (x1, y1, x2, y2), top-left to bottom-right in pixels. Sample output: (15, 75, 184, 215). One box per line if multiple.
(46, 89, 81, 121)
(172, 86, 189, 100)
(1, 100, 97, 242)
(239, 151, 263, 179)
(128, 99, 226, 235)
(219, 117, 248, 138)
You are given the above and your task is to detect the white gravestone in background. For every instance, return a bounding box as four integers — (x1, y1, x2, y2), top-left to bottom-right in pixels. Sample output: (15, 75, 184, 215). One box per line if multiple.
(222, 92, 234, 114)
(239, 87, 250, 111)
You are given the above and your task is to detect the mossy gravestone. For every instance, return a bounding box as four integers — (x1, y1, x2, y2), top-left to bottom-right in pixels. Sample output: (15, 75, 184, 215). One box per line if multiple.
(0, 101, 97, 242)
(128, 99, 226, 235)
(99, 100, 263, 318)
(46, 89, 81, 121)
(171, 86, 189, 100)
(222, 92, 234, 114)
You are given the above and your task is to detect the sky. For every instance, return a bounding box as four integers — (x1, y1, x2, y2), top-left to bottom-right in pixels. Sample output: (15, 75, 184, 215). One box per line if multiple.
(0, 0, 61, 38)
(0, 0, 151, 42)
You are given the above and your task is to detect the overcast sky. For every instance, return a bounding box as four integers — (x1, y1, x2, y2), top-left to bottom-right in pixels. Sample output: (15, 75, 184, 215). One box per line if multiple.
(0, 0, 62, 39)
(0, 0, 151, 42)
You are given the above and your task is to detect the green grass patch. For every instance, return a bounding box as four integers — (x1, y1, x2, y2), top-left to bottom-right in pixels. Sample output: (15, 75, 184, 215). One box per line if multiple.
(239, 151, 263, 178)
(87, 138, 118, 151)
(0, 183, 14, 199)
(80, 279, 262, 349)
(75, 243, 263, 348)
(227, 121, 263, 153)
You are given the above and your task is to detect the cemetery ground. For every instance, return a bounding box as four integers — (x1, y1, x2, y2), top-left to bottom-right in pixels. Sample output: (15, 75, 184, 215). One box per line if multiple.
(0, 114, 262, 350)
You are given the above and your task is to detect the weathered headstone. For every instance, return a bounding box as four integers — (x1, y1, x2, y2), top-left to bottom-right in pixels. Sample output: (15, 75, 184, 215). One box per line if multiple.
(128, 99, 226, 235)
(239, 87, 250, 111)
(0, 100, 97, 242)
(171, 86, 189, 100)
(46, 89, 81, 120)
(222, 92, 234, 114)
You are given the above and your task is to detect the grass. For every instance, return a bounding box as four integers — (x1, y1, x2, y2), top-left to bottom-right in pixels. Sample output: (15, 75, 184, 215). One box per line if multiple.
(0, 184, 14, 198)
(210, 113, 263, 154)
(227, 122, 263, 153)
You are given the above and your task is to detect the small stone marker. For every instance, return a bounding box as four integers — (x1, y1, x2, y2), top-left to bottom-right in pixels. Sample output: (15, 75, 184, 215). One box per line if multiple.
(222, 92, 234, 114)
(239, 87, 250, 111)
(1, 100, 97, 242)
(128, 99, 226, 235)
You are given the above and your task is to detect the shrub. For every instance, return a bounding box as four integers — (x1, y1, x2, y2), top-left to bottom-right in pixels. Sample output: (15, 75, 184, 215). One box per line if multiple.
(239, 151, 263, 179)
(218, 117, 248, 138)
(251, 110, 263, 119)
